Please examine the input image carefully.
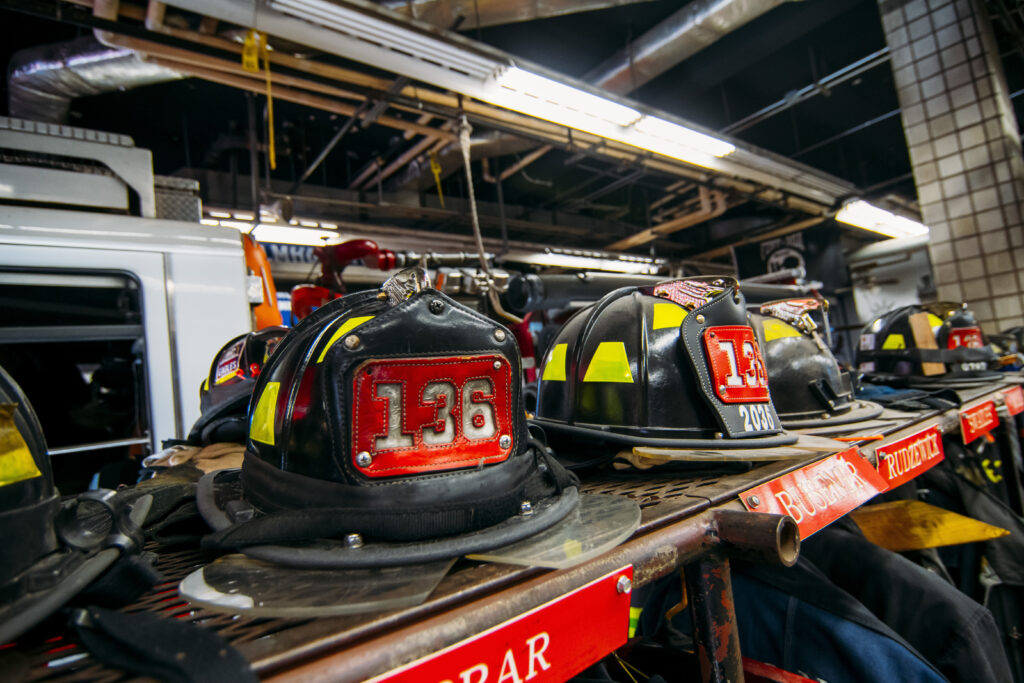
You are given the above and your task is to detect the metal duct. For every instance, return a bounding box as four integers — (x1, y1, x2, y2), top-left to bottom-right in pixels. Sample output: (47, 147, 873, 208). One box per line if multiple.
(8, 36, 182, 124)
(584, 0, 795, 94)
(379, 0, 656, 29)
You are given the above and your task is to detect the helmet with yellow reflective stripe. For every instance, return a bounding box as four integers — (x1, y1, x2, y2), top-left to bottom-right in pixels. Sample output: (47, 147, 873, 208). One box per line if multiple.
(533, 277, 795, 461)
(0, 364, 147, 643)
(855, 301, 999, 384)
(196, 267, 578, 568)
(749, 298, 882, 428)
(190, 325, 289, 445)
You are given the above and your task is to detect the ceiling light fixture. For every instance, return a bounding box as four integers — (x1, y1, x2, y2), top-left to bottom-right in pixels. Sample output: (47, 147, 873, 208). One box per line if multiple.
(835, 200, 929, 239)
(484, 66, 642, 130)
(166, 0, 737, 168)
(628, 115, 736, 161)
(250, 223, 344, 246)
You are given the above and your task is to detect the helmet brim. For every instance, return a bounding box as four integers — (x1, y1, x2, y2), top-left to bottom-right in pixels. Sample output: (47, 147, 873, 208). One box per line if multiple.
(863, 371, 1006, 390)
(197, 469, 580, 569)
(779, 399, 884, 429)
(529, 417, 798, 450)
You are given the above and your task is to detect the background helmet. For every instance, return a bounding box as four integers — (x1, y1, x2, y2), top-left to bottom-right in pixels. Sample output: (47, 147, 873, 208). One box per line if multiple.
(750, 298, 882, 428)
(0, 363, 60, 599)
(0, 365, 147, 643)
(533, 277, 794, 453)
(856, 302, 999, 382)
(188, 326, 289, 445)
(198, 268, 577, 568)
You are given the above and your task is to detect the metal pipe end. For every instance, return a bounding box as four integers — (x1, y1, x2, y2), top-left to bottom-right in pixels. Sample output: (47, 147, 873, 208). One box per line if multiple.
(712, 509, 801, 567)
(775, 515, 800, 567)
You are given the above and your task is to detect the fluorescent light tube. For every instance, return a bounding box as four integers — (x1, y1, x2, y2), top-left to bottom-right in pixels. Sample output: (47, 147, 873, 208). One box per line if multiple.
(835, 200, 929, 238)
(487, 66, 642, 129)
(250, 223, 344, 245)
(628, 115, 736, 160)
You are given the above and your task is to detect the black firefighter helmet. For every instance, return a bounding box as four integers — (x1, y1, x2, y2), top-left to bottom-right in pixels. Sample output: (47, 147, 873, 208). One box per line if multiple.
(188, 326, 290, 445)
(856, 302, 999, 385)
(197, 268, 578, 568)
(749, 298, 883, 429)
(533, 277, 796, 456)
(0, 365, 146, 643)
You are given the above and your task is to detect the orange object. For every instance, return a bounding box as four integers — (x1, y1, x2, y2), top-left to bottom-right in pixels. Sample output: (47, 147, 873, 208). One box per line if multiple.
(242, 233, 284, 329)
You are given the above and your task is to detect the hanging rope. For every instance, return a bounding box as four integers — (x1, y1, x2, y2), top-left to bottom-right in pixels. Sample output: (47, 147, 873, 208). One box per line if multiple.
(457, 115, 522, 324)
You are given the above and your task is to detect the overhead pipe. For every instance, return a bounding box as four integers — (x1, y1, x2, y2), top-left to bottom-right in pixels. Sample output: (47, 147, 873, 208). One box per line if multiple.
(380, 0, 657, 30)
(584, 0, 799, 95)
(605, 186, 728, 251)
(7, 36, 182, 123)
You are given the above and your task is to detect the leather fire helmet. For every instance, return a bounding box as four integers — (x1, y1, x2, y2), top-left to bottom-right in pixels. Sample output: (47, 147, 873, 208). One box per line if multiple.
(856, 302, 999, 383)
(532, 277, 796, 459)
(189, 326, 290, 445)
(197, 268, 578, 568)
(0, 365, 146, 643)
(749, 298, 882, 428)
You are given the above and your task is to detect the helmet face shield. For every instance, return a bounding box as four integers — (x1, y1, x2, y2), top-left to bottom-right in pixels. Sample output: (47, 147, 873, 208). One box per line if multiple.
(535, 277, 794, 450)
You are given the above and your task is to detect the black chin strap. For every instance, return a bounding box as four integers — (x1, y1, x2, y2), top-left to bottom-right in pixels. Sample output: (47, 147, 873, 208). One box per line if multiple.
(202, 447, 577, 551)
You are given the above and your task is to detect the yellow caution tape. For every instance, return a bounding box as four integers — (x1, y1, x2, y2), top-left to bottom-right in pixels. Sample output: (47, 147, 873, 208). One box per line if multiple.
(250, 382, 281, 445)
(652, 302, 686, 330)
(0, 404, 42, 487)
(541, 343, 567, 381)
(583, 342, 634, 383)
(882, 334, 906, 350)
(317, 316, 375, 363)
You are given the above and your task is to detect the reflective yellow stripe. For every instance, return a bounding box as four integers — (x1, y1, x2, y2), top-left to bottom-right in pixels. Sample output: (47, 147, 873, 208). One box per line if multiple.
(317, 316, 375, 363)
(583, 342, 634, 383)
(214, 369, 241, 385)
(0, 404, 41, 487)
(652, 302, 686, 330)
(562, 538, 582, 558)
(762, 318, 802, 342)
(249, 382, 280, 445)
(927, 313, 943, 329)
(628, 607, 643, 639)
(202, 377, 209, 392)
(882, 334, 906, 350)
(541, 343, 568, 381)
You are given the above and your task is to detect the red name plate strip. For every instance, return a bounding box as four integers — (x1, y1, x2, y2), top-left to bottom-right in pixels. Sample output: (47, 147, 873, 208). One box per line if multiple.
(959, 400, 999, 444)
(873, 425, 944, 490)
(740, 448, 887, 539)
(371, 566, 634, 683)
(1003, 386, 1024, 416)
